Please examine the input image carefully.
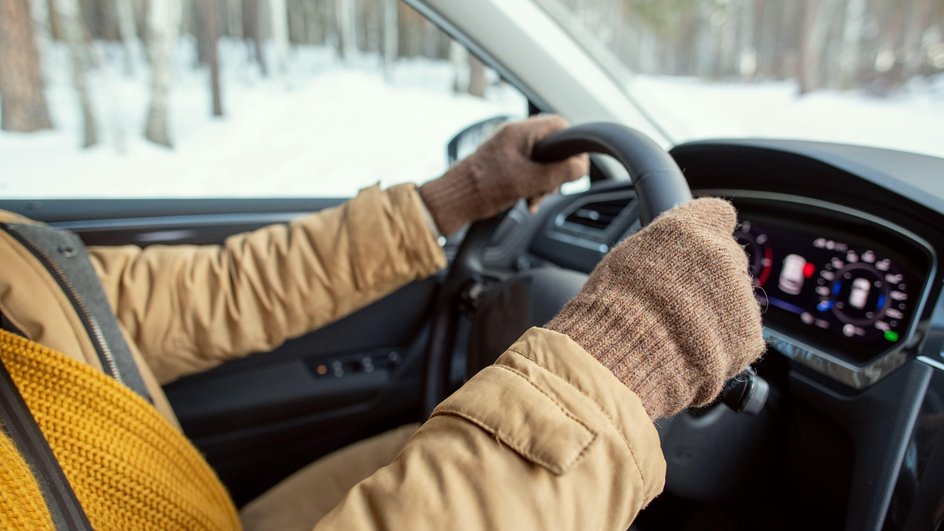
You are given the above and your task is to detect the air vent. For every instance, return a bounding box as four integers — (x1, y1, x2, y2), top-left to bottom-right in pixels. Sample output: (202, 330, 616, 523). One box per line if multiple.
(553, 191, 636, 244)
(564, 198, 629, 230)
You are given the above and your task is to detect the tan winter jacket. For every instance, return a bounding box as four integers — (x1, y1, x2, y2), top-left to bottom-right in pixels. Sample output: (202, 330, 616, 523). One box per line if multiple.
(0, 183, 665, 529)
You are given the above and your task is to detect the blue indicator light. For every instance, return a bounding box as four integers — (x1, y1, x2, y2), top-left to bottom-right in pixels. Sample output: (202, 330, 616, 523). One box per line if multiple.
(768, 297, 807, 315)
(876, 294, 885, 310)
(817, 300, 832, 312)
(832, 282, 841, 296)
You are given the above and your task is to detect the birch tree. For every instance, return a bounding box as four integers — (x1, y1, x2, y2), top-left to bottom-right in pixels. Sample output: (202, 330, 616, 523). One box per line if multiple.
(286, 0, 306, 44)
(27, 0, 51, 77)
(243, 0, 267, 76)
(115, 0, 139, 74)
(226, 0, 243, 39)
(143, 0, 182, 147)
(298, 0, 321, 45)
(53, 0, 97, 147)
(193, 0, 211, 65)
(358, 0, 376, 53)
(337, 0, 357, 61)
(798, 0, 842, 94)
(208, 0, 224, 116)
(193, 0, 223, 115)
(449, 41, 469, 92)
(269, 0, 288, 74)
(468, 55, 487, 97)
(382, 0, 397, 76)
(0, 0, 52, 132)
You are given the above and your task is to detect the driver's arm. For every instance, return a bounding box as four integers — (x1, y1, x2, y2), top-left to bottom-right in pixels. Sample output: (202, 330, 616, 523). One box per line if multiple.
(87, 115, 585, 384)
(313, 198, 765, 530)
(88, 184, 445, 383)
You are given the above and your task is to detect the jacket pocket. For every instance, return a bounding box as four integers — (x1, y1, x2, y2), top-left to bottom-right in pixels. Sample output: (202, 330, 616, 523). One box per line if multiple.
(431, 364, 598, 475)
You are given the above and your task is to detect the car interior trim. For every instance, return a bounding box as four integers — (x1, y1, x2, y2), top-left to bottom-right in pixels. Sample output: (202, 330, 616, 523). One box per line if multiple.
(51, 212, 308, 233)
(918, 355, 944, 373)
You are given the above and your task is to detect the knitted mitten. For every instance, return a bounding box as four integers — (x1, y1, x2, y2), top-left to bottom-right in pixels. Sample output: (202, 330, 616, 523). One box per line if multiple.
(419, 115, 588, 236)
(546, 198, 765, 419)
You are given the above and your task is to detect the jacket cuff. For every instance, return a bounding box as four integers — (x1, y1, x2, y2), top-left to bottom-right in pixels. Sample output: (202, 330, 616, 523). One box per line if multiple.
(345, 184, 447, 291)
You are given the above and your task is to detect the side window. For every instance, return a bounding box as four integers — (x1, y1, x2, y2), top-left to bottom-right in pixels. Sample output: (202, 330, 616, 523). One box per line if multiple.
(0, 0, 527, 198)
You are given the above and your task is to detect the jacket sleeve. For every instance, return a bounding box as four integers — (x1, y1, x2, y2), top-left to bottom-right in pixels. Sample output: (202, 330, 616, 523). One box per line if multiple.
(87, 184, 446, 384)
(313, 327, 667, 531)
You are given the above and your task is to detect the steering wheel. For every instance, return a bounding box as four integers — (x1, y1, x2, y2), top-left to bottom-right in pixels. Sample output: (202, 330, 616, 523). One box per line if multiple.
(420, 122, 693, 416)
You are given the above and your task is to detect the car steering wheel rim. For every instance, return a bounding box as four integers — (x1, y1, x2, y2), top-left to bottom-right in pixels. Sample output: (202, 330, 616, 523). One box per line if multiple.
(421, 122, 693, 417)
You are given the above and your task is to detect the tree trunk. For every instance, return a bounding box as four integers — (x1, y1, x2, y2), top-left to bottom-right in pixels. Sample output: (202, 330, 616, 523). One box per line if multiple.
(302, 0, 323, 45)
(243, 0, 268, 75)
(225, 0, 243, 39)
(835, 0, 865, 88)
(449, 40, 468, 92)
(468, 54, 487, 97)
(321, 0, 337, 48)
(901, 0, 933, 80)
(143, 0, 182, 147)
(115, 0, 139, 74)
(362, 0, 379, 54)
(286, 0, 305, 44)
(28, 0, 52, 77)
(207, 0, 223, 116)
(398, 3, 425, 59)
(797, 0, 828, 94)
(268, 0, 288, 73)
(0, 0, 53, 132)
(336, 0, 357, 61)
(195, 0, 223, 113)
(382, 0, 397, 76)
(193, 0, 210, 66)
(53, 0, 97, 147)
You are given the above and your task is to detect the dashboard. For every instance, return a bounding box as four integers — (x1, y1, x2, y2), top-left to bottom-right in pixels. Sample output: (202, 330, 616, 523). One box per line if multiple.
(527, 139, 944, 529)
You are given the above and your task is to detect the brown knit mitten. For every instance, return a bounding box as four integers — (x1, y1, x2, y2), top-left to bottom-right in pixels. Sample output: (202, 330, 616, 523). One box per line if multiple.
(546, 198, 765, 419)
(419, 115, 588, 236)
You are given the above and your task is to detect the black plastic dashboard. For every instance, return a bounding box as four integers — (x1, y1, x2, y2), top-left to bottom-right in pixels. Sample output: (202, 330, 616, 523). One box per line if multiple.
(528, 139, 944, 530)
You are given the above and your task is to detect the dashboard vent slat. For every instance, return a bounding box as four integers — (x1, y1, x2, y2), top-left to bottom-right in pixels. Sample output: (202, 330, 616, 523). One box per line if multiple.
(563, 198, 630, 231)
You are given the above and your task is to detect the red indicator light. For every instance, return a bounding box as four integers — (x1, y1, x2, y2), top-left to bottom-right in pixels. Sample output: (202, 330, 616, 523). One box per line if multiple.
(802, 262, 815, 279)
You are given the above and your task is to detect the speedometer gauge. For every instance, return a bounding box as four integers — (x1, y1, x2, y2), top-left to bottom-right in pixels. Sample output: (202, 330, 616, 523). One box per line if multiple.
(816, 249, 908, 344)
(735, 221, 773, 288)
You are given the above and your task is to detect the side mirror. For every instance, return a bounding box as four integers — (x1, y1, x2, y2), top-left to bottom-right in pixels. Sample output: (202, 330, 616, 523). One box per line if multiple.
(446, 115, 512, 165)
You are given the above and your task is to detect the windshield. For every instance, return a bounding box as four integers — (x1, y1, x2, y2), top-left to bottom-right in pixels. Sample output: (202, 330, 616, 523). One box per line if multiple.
(544, 0, 944, 158)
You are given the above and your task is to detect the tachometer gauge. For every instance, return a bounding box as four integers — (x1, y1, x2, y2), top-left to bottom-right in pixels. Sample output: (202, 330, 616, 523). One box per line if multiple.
(815, 249, 908, 343)
(735, 220, 773, 288)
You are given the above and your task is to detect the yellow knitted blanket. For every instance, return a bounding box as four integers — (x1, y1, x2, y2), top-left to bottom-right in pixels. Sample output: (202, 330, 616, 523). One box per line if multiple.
(0, 329, 240, 530)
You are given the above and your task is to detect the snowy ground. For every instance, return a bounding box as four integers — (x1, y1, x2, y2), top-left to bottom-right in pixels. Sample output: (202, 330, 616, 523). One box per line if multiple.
(2, 40, 942, 199)
(0, 40, 526, 198)
(630, 74, 944, 158)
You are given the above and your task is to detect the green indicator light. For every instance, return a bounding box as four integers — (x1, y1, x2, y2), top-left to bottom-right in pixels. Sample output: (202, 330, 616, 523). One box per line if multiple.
(884, 330, 899, 342)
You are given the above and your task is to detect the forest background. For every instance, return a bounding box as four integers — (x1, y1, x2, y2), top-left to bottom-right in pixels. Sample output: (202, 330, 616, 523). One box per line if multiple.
(1, 0, 942, 197)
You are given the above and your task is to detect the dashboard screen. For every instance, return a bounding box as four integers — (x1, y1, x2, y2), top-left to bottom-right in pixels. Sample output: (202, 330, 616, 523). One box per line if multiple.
(734, 200, 931, 363)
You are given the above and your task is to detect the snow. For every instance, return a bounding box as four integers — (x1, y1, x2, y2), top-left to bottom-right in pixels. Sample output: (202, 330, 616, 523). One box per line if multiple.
(0, 40, 526, 198)
(629, 75, 944, 158)
(2, 39, 943, 199)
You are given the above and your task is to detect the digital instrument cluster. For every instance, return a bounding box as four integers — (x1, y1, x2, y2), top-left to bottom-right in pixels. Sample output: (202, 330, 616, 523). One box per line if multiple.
(733, 202, 931, 363)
